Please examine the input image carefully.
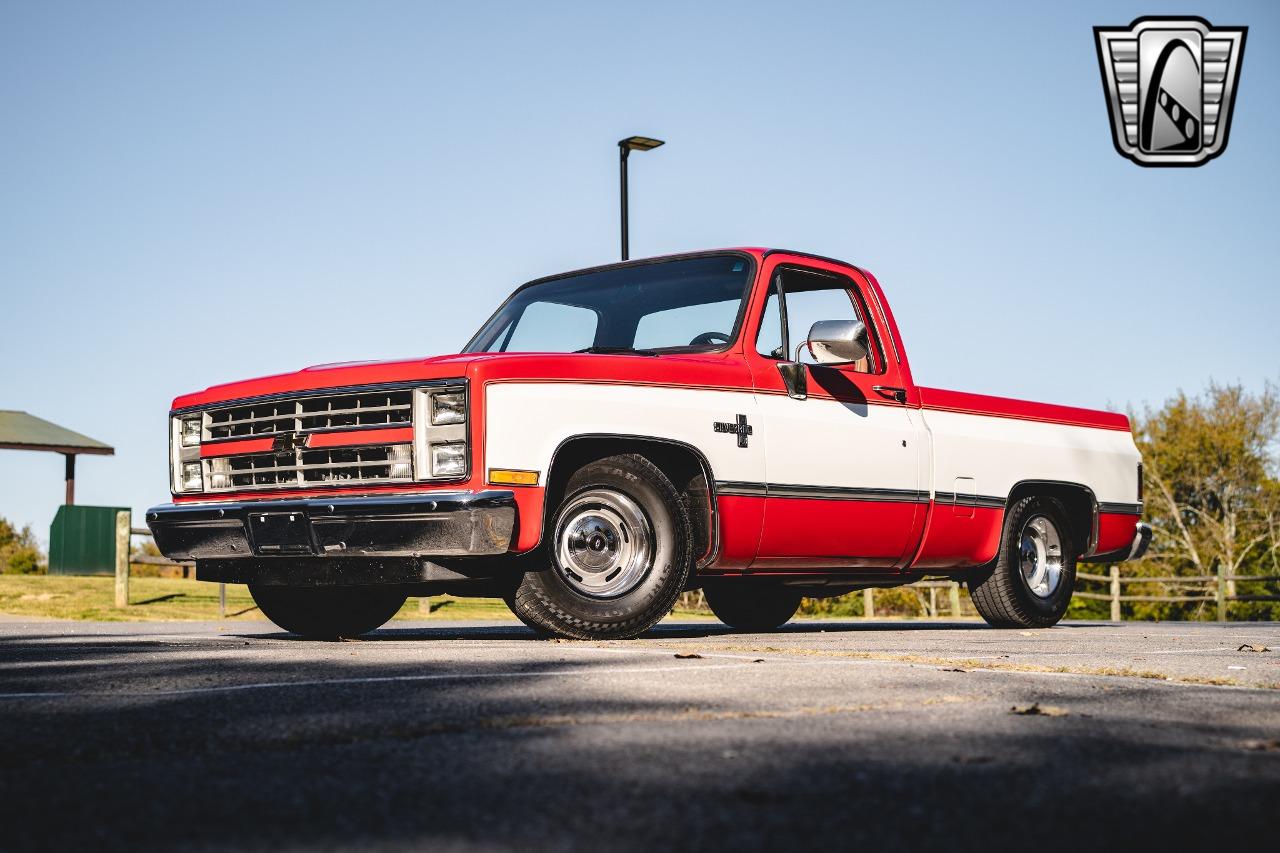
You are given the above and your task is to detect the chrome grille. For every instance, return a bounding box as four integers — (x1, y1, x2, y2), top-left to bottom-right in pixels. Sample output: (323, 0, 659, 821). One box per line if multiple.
(201, 388, 421, 492)
(208, 445, 412, 491)
(206, 390, 412, 440)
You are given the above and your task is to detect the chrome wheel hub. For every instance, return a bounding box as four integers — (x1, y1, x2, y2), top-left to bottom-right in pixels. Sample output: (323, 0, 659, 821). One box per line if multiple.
(554, 489, 653, 598)
(1019, 515, 1064, 599)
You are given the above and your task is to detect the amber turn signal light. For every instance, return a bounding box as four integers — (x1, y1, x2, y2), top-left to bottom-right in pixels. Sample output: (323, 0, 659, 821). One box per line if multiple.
(488, 468, 539, 486)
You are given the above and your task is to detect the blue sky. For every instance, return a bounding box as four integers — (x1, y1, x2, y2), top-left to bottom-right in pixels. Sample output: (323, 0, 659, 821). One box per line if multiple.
(2, 0, 1277, 539)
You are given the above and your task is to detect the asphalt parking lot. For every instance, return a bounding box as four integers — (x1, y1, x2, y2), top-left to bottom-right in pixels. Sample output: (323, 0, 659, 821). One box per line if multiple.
(2, 618, 1278, 851)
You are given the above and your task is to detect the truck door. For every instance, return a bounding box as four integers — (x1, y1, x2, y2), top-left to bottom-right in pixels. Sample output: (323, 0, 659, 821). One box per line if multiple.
(746, 259, 925, 570)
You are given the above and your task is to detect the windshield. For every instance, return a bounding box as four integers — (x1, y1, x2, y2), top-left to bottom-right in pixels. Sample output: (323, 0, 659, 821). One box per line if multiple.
(464, 254, 754, 354)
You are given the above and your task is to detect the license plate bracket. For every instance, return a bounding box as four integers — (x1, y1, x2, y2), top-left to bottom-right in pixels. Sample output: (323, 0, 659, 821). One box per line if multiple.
(247, 511, 315, 555)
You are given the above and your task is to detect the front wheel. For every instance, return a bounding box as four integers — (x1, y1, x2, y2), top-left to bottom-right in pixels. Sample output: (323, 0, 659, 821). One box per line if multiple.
(249, 584, 407, 639)
(968, 496, 1077, 628)
(506, 454, 693, 640)
(704, 584, 803, 632)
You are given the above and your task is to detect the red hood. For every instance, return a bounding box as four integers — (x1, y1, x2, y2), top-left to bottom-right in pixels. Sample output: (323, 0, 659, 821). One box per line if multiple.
(171, 350, 751, 411)
(170, 354, 479, 410)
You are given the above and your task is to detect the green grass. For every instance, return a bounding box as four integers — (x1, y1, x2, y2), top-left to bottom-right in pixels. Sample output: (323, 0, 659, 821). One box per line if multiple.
(0, 575, 718, 623)
(0, 575, 515, 622)
(0, 574, 260, 621)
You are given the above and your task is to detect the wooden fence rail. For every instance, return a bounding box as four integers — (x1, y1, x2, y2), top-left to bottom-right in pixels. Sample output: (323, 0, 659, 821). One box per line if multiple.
(861, 580, 964, 619)
(1076, 566, 1280, 621)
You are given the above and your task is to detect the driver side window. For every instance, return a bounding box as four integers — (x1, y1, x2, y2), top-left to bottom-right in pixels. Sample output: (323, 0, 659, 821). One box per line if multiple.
(755, 269, 879, 373)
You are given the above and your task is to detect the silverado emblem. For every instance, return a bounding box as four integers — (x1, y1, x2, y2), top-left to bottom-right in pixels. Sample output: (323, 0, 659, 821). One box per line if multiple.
(714, 415, 753, 449)
(1094, 17, 1246, 167)
(271, 431, 307, 456)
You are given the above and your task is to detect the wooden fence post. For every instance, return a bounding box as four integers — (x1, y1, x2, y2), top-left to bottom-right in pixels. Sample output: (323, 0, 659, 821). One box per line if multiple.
(863, 588, 875, 619)
(949, 582, 962, 617)
(219, 583, 226, 619)
(114, 510, 130, 608)
(928, 586, 938, 619)
(1109, 565, 1121, 622)
(1216, 561, 1227, 622)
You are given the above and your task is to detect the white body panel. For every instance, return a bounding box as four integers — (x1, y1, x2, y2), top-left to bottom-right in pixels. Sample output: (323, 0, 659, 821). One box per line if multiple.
(486, 381, 1139, 509)
(485, 383, 764, 484)
(919, 410, 1141, 505)
(752, 394, 920, 493)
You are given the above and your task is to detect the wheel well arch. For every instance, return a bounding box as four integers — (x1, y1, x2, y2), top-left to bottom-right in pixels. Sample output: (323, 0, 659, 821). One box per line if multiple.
(541, 434, 718, 566)
(1006, 480, 1098, 555)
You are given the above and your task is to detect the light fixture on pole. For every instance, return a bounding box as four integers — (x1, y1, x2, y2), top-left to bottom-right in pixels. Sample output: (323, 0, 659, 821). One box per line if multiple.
(618, 135, 664, 261)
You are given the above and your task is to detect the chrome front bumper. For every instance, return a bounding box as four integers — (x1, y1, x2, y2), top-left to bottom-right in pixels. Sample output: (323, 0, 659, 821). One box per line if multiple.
(146, 491, 516, 561)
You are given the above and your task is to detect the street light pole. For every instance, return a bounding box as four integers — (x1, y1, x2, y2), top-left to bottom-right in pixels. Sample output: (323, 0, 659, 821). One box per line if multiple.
(617, 136, 664, 261)
(619, 145, 630, 261)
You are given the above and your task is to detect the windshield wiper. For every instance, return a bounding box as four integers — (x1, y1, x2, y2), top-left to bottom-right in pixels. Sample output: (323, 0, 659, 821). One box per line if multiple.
(571, 346, 660, 356)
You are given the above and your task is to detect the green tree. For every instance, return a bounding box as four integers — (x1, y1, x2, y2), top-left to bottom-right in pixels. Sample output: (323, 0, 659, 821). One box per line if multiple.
(1129, 382, 1280, 620)
(0, 516, 46, 574)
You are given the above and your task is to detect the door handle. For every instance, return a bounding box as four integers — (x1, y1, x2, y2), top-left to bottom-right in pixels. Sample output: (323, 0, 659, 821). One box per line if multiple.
(872, 385, 907, 403)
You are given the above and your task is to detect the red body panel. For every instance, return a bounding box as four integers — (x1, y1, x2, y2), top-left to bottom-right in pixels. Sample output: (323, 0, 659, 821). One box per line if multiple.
(711, 496, 765, 570)
(200, 437, 275, 459)
(510, 487, 546, 552)
(173, 354, 479, 411)
(1096, 511, 1142, 555)
(910, 505, 1005, 569)
(306, 427, 414, 449)
(918, 387, 1130, 432)
(752, 498, 924, 570)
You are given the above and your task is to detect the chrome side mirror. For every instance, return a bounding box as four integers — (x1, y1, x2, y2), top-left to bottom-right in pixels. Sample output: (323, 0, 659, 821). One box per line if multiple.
(806, 319, 868, 365)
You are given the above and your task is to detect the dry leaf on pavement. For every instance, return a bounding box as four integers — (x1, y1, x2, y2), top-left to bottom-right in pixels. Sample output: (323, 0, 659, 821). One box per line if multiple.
(1010, 703, 1068, 717)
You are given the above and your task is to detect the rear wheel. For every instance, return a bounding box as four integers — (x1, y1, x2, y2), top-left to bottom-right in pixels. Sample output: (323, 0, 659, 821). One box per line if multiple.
(704, 583, 803, 632)
(506, 454, 693, 640)
(249, 584, 407, 639)
(969, 496, 1076, 628)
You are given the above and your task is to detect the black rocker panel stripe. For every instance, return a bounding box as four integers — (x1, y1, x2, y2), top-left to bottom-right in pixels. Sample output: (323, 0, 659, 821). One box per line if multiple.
(932, 491, 1007, 509)
(715, 482, 1007, 507)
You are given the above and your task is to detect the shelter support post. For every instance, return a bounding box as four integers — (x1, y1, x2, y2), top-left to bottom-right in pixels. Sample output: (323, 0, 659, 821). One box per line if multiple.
(64, 453, 76, 506)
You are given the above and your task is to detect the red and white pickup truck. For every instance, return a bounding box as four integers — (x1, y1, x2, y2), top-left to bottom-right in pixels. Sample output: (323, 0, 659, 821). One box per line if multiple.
(149, 249, 1150, 639)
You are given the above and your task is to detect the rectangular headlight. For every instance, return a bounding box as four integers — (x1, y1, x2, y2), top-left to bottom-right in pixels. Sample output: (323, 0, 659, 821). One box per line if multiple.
(431, 391, 466, 425)
(180, 416, 202, 447)
(181, 461, 203, 492)
(430, 443, 467, 477)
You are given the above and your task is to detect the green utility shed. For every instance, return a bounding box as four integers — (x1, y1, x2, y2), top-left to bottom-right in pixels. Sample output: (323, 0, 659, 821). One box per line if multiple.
(49, 505, 131, 576)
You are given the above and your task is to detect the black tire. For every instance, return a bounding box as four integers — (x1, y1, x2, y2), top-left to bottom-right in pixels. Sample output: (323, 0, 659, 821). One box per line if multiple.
(249, 584, 407, 639)
(503, 582, 552, 637)
(704, 583, 803, 632)
(507, 454, 693, 640)
(968, 496, 1077, 629)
